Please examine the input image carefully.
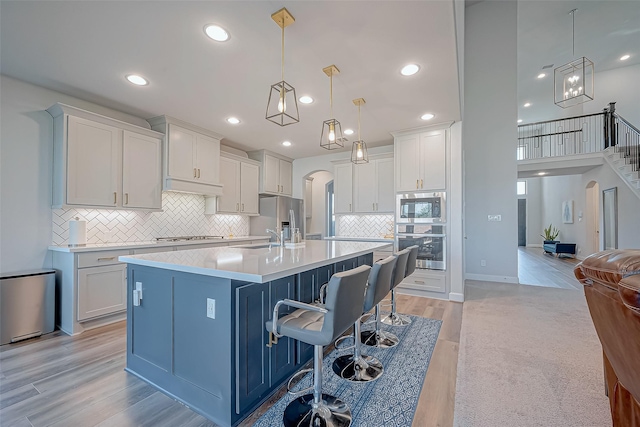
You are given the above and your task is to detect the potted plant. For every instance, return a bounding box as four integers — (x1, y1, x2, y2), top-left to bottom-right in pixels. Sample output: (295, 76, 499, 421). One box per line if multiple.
(541, 224, 559, 244)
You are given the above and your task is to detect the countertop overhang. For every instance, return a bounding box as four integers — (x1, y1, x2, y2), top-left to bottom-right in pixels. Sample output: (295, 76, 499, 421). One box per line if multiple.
(119, 240, 388, 283)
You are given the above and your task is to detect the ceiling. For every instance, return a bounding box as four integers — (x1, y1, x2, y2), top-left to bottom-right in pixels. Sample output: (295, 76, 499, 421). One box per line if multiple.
(517, 0, 640, 125)
(0, 1, 461, 159)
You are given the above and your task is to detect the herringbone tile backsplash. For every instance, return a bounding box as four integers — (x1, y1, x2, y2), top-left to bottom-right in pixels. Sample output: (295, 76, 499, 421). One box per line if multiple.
(52, 192, 249, 245)
(336, 215, 394, 238)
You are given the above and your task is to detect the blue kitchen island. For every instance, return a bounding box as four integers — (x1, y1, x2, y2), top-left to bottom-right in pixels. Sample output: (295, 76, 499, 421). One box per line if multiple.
(119, 240, 385, 427)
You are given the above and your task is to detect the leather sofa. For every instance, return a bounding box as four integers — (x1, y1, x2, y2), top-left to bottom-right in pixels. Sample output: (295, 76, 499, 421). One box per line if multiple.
(574, 250, 640, 427)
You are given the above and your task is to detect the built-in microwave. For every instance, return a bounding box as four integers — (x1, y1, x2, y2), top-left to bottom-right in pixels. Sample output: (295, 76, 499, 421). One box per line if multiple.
(396, 192, 445, 223)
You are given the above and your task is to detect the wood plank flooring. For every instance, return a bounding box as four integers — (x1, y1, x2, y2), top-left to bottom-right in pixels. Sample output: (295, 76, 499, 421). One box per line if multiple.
(518, 246, 582, 290)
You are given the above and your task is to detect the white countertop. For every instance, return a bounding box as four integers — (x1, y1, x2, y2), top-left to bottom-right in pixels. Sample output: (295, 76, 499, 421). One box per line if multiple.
(119, 240, 388, 283)
(324, 236, 394, 243)
(48, 236, 270, 253)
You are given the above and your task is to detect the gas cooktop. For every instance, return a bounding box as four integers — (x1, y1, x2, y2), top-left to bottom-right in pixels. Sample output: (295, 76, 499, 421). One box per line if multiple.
(154, 236, 225, 242)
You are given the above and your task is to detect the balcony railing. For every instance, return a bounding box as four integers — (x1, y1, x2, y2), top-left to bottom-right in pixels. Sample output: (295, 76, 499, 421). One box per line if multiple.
(613, 113, 640, 174)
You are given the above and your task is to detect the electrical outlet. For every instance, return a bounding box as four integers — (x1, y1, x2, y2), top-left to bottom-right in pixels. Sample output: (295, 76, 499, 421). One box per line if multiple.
(207, 298, 215, 319)
(488, 215, 502, 222)
(480, 260, 487, 267)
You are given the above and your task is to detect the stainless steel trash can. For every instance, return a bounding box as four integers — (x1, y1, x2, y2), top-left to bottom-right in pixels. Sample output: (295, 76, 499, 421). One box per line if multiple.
(0, 269, 56, 345)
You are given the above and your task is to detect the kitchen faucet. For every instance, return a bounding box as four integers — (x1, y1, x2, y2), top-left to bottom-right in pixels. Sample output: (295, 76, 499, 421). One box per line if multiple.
(266, 228, 285, 244)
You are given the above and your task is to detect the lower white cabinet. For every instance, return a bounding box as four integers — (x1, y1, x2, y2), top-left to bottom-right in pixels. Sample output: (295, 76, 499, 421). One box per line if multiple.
(77, 264, 127, 321)
(400, 270, 447, 294)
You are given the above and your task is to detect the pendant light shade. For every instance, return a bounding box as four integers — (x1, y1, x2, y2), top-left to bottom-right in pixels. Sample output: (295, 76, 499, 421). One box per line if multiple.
(554, 9, 594, 108)
(351, 98, 369, 164)
(320, 65, 344, 150)
(266, 8, 299, 126)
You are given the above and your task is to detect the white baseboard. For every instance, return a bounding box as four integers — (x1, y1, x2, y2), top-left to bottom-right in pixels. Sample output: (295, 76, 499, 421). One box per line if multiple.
(526, 244, 542, 248)
(448, 292, 464, 302)
(465, 273, 519, 284)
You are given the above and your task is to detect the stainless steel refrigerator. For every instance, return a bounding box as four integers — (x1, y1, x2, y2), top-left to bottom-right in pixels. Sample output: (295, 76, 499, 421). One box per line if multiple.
(250, 196, 304, 242)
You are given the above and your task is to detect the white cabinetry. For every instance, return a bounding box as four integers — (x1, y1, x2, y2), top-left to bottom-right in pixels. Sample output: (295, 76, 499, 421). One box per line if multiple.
(334, 162, 353, 214)
(353, 157, 394, 213)
(248, 150, 293, 196)
(395, 129, 446, 192)
(205, 153, 259, 215)
(77, 264, 127, 321)
(147, 116, 223, 196)
(48, 103, 163, 210)
(400, 270, 447, 294)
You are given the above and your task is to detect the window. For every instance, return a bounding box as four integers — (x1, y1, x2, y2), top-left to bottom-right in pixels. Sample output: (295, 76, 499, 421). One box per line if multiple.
(517, 181, 527, 195)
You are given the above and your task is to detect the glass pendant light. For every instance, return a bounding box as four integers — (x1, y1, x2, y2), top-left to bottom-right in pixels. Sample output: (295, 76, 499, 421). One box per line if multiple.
(266, 8, 299, 126)
(554, 9, 594, 108)
(351, 98, 369, 164)
(320, 65, 344, 150)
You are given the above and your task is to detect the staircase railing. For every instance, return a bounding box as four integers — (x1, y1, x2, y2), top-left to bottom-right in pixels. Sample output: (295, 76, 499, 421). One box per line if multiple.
(612, 111, 640, 175)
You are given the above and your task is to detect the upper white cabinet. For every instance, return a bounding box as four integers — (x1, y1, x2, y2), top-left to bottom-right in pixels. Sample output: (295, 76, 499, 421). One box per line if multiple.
(334, 155, 394, 214)
(334, 162, 353, 214)
(48, 103, 163, 210)
(247, 150, 293, 196)
(353, 157, 394, 213)
(147, 115, 223, 197)
(206, 153, 259, 215)
(395, 129, 446, 192)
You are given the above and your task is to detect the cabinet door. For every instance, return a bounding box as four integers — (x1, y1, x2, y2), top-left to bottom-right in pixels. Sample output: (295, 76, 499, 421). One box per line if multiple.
(195, 133, 221, 185)
(67, 115, 121, 207)
(167, 124, 197, 181)
(419, 131, 446, 190)
(269, 277, 296, 386)
(240, 162, 260, 215)
(334, 163, 353, 214)
(263, 154, 280, 194)
(396, 134, 421, 192)
(77, 264, 126, 321)
(236, 282, 270, 414)
(375, 158, 395, 212)
(278, 160, 292, 196)
(217, 157, 240, 213)
(122, 131, 162, 209)
(354, 161, 376, 213)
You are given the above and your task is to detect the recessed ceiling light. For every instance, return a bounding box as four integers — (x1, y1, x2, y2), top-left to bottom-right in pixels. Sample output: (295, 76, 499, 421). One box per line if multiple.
(400, 64, 420, 76)
(421, 113, 435, 121)
(344, 129, 354, 135)
(299, 96, 314, 104)
(537, 172, 547, 176)
(125, 74, 148, 86)
(517, 119, 523, 123)
(226, 117, 240, 124)
(524, 102, 531, 107)
(204, 24, 230, 42)
(620, 54, 630, 61)
(537, 73, 546, 79)
(282, 141, 292, 147)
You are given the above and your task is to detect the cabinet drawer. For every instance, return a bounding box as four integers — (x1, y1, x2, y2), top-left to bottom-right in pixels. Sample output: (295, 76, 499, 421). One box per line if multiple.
(77, 264, 127, 321)
(400, 272, 446, 293)
(77, 250, 131, 268)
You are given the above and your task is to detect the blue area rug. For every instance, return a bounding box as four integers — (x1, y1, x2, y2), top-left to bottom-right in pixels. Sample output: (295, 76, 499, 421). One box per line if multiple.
(253, 315, 442, 427)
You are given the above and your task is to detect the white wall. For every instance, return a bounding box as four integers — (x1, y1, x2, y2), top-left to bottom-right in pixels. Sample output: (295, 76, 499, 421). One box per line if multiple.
(540, 175, 586, 249)
(463, 1, 519, 283)
(581, 63, 640, 126)
(0, 76, 153, 273)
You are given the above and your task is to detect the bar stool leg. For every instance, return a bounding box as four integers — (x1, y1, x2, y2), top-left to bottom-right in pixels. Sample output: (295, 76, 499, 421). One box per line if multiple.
(361, 304, 399, 349)
(381, 289, 412, 326)
(283, 345, 352, 427)
(332, 317, 384, 382)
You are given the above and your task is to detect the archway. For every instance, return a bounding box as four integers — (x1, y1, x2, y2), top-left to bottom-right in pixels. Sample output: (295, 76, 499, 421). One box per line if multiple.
(585, 181, 600, 255)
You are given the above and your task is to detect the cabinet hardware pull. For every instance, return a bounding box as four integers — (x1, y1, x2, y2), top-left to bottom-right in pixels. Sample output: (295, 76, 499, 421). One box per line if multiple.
(125, 193, 129, 205)
(349, 203, 352, 212)
(416, 179, 419, 189)
(421, 179, 423, 189)
(414, 280, 425, 284)
(194, 168, 197, 178)
(113, 192, 117, 204)
(242, 203, 244, 212)
(373, 203, 375, 210)
(236, 203, 239, 211)
(97, 257, 116, 261)
(198, 168, 201, 178)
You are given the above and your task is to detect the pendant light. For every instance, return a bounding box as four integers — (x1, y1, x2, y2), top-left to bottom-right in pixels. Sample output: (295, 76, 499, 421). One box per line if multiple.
(554, 9, 594, 108)
(350, 98, 369, 164)
(266, 7, 299, 126)
(320, 65, 343, 150)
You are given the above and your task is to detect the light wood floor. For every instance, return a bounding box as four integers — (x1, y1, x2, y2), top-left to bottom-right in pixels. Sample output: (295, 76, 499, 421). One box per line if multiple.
(518, 246, 582, 290)
(0, 295, 463, 427)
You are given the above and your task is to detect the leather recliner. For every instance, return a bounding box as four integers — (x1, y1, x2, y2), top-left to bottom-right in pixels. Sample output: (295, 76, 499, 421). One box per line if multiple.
(574, 250, 640, 427)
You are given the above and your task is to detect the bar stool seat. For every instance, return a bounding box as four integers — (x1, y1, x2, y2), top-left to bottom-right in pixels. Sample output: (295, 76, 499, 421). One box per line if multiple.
(266, 265, 371, 427)
(332, 255, 397, 382)
(382, 245, 418, 326)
